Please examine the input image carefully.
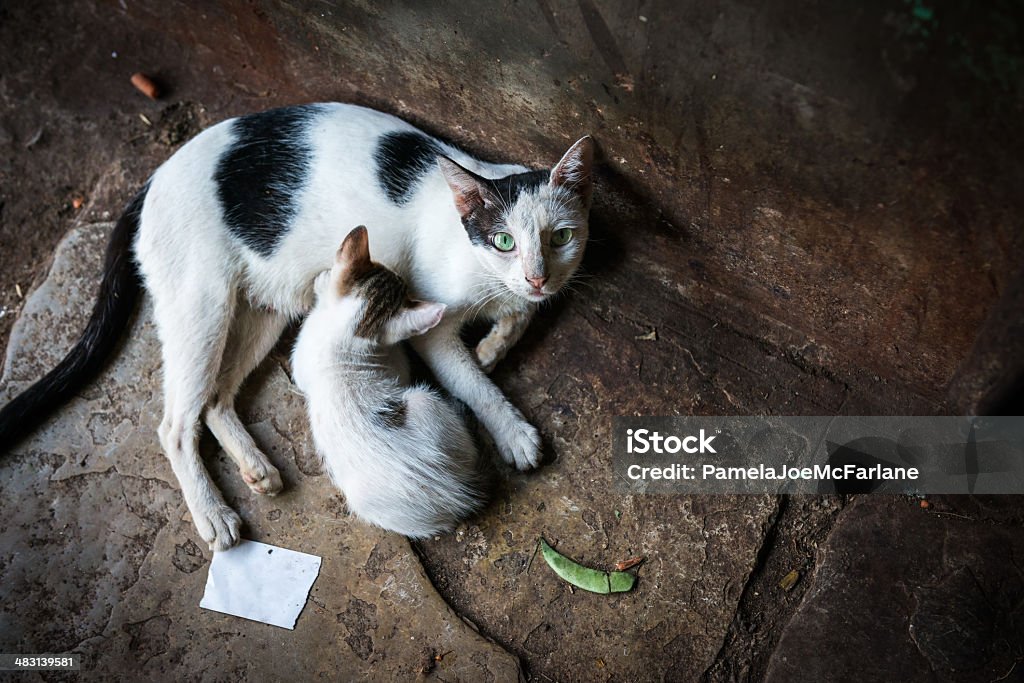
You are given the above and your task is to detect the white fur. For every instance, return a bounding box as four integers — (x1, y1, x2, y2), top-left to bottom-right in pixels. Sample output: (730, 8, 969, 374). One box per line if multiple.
(133, 103, 592, 550)
(292, 271, 484, 538)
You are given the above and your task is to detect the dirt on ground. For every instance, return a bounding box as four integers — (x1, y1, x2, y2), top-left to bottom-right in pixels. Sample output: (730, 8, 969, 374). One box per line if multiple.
(2, 1, 1023, 681)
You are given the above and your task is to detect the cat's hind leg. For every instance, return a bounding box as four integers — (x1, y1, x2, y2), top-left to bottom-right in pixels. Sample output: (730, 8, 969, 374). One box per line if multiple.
(204, 303, 287, 495)
(154, 281, 242, 551)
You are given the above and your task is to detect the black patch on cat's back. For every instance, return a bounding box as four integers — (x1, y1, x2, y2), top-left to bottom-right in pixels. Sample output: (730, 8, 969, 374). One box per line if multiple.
(375, 131, 444, 204)
(215, 105, 320, 257)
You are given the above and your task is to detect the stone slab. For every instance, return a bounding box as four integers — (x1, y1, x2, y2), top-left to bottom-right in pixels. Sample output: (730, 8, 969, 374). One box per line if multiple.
(0, 222, 521, 681)
(766, 497, 1024, 683)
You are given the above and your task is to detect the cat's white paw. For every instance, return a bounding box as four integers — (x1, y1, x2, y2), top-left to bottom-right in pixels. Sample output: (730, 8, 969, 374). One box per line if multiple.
(194, 503, 243, 551)
(475, 337, 503, 374)
(496, 419, 542, 470)
(242, 463, 283, 496)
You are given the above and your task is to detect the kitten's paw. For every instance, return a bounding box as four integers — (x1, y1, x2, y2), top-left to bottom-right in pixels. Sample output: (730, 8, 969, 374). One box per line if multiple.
(475, 338, 503, 374)
(242, 463, 283, 496)
(497, 419, 542, 470)
(195, 504, 243, 552)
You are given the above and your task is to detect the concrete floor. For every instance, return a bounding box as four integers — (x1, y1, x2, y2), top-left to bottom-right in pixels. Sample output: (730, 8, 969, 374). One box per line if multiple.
(1, 1, 1022, 681)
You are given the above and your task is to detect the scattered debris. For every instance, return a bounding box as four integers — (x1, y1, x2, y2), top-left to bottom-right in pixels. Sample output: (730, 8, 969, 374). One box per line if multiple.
(614, 509, 622, 520)
(614, 556, 645, 572)
(130, 72, 160, 100)
(14, 283, 23, 299)
(158, 102, 202, 147)
(635, 328, 658, 341)
(919, 499, 931, 509)
(779, 569, 800, 592)
(539, 538, 636, 594)
(71, 195, 84, 210)
(418, 648, 436, 675)
(138, 113, 152, 127)
(419, 648, 452, 675)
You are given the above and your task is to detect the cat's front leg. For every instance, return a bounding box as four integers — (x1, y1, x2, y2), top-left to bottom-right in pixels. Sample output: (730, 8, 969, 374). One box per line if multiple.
(475, 308, 534, 374)
(413, 319, 541, 470)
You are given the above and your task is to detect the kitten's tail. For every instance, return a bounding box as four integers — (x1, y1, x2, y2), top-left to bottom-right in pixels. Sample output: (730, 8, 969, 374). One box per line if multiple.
(0, 186, 147, 451)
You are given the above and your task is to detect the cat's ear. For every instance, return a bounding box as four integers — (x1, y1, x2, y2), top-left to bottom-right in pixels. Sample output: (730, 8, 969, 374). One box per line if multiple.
(338, 225, 371, 267)
(384, 302, 447, 343)
(331, 226, 373, 295)
(438, 156, 492, 219)
(549, 136, 594, 207)
(334, 226, 373, 291)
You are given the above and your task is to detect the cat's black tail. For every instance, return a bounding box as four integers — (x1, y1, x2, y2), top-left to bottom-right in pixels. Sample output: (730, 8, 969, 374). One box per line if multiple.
(0, 186, 148, 451)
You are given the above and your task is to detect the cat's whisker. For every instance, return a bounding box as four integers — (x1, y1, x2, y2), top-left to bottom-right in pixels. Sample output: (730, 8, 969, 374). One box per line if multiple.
(565, 275, 597, 293)
(467, 282, 500, 298)
(468, 284, 512, 318)
(465, 292, 496, 318)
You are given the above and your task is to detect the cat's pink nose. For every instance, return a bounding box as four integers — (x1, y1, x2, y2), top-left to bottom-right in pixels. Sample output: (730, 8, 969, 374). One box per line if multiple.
(526, 275, 548, 291)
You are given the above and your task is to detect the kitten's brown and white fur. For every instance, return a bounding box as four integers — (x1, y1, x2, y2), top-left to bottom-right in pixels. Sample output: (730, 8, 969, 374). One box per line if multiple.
(292, 226, 486, 537)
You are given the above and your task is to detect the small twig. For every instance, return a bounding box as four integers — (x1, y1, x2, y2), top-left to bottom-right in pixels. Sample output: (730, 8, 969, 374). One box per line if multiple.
(927, 511, 976, 521)
(24, 126, 43, 149)
(526, 538, 542, 574)
(991, 659, 1019, 682)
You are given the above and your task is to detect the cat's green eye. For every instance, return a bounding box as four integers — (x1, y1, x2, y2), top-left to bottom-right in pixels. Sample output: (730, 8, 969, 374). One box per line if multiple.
(492, 232, 516, 252)
(551, 228, 575, 247)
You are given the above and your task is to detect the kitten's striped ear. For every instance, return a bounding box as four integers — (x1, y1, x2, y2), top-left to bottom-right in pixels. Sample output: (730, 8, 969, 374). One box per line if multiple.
(550, 136, 594, 207)
(438, 156, 491, 219)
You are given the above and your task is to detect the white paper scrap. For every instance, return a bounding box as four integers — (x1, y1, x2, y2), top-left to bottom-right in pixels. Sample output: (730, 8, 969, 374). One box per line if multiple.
(199, 540, 322, 629)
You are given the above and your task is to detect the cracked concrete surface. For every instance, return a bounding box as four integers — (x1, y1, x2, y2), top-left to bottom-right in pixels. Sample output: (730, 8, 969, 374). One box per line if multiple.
(766, 497, 1024, 683)
(7, 194, 1011, 683)
(0, 222, 521, 680)
(0, 199, 783, 682)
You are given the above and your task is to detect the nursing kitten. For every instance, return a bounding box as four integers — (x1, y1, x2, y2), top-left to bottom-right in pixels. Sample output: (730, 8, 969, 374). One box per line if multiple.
(293, 226, 485, 537)
(0, 103, 593, 550)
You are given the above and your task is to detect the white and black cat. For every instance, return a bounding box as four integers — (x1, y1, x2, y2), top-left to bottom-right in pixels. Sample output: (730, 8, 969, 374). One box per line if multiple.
(0, 103, 593, 550)
(294, 226, 486, 537)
